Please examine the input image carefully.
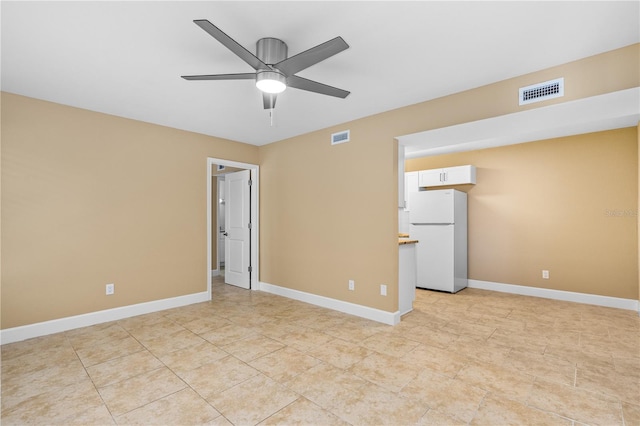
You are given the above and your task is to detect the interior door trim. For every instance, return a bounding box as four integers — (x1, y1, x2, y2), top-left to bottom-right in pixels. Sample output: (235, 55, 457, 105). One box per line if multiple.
(207, 158, 259, 297)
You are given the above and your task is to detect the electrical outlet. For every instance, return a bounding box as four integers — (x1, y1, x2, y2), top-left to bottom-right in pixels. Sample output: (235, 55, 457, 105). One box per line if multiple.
(348, 280, 355, 291)
(380, 284, 387, 296)
(542, 270, 549, 279)
(106, 283, 115, 295)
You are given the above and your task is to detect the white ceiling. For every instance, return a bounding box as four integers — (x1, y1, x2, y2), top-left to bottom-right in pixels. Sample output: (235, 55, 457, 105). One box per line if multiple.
(2, 1, 639, 147)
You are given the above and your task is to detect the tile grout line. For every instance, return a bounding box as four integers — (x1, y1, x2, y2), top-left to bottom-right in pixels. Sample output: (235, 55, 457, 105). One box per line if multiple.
(3, 282, 638, 425)
(65, 333, 119, 425)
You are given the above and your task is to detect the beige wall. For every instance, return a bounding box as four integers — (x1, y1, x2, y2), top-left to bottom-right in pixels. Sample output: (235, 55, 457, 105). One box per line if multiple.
(407, 128, 638, 299)
(1, 93, 259, 329)
(380, 44, 639, 139)
(259, 120, 400, 312)
(2, 44, 638, 329)
(258, 44, 639, 312)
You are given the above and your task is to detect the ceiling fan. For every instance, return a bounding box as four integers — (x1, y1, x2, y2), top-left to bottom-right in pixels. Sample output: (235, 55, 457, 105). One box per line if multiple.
(181, 20, 350, 110)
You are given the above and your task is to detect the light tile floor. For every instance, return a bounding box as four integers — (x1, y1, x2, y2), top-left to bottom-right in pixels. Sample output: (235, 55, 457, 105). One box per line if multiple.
(2, 277, 639, 425)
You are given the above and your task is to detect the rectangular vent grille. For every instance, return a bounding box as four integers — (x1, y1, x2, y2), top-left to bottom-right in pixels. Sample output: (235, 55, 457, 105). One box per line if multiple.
(331, 130, 350, 145)
(519, 78, 564, 105)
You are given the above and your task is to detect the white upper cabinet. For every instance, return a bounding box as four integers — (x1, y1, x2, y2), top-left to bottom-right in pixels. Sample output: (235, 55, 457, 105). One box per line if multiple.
(418, 165, 476, 187)
(443, 165, 476, 185)
(404, 171, 419, 210)
(418, 169, 445, 187)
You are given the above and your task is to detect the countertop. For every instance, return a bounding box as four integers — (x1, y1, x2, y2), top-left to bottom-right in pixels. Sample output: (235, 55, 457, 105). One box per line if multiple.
(399, 238, 418, 245)
(398, 233, 418, 245)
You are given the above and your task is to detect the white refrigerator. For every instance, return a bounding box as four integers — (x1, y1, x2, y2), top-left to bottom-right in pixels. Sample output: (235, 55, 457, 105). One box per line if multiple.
(408, 189, 468, 293)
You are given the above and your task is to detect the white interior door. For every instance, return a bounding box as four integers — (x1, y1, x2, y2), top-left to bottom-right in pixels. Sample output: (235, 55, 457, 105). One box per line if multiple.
(224, 170, 251, 289)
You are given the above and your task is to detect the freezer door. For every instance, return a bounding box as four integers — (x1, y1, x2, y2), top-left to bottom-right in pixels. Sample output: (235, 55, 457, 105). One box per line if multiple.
(408, 190, 455, 224)
(411, 224, 455, 292)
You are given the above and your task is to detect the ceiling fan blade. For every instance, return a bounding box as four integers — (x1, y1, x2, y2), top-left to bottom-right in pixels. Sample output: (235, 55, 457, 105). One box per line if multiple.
(287, 75, 350, 99)
(193, 19, 268, 71)
(263, 93, 277, 109)
(181, 73, 256, 81)
(275, 37, 349, 76)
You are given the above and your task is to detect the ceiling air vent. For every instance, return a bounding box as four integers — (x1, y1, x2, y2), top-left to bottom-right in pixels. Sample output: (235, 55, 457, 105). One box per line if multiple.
(331, 130, 350, 145)
(519, 78, 564, 106)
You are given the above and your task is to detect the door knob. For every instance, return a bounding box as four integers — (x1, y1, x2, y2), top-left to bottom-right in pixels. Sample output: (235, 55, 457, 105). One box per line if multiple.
(222, 231, 228, 237)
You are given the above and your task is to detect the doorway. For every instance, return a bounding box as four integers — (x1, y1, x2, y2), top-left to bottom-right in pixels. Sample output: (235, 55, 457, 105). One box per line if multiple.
(207, 158, 259, 297)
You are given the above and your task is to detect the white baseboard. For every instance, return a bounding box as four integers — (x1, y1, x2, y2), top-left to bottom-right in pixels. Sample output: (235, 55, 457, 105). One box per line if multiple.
(211, 269, 219, 277)
(259, 281, 400, 325)
(1, 291, 211, 345)
(468, 280, 639, 312)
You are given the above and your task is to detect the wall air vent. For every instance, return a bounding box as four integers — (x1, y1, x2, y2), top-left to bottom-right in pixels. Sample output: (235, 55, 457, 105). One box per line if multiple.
(331, 130, 350, 145)
(519, 78, 564, 106)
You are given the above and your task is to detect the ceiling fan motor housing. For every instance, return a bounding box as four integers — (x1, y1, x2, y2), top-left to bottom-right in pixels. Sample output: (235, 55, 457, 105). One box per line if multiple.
(256, 37, 288, 66)
(256, 38, 288, 94)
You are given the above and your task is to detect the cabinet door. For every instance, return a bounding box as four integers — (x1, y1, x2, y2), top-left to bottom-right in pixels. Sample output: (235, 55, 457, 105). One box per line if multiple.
(418, 169, 444, 187)
(398, 244, 416, 314)
(404, 171, 419, 210)
(443, 165, 476, 185)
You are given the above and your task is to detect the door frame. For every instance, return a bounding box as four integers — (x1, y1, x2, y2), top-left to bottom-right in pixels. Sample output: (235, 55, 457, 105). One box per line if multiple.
(207, 158, 259, 296)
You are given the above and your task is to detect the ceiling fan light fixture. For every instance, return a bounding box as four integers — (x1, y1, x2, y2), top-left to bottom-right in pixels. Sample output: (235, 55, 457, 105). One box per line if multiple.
(256, 70, 286, 94)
